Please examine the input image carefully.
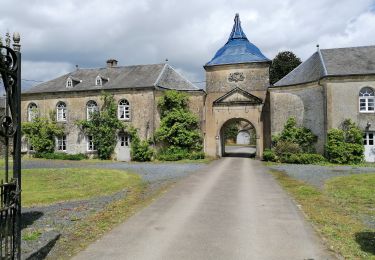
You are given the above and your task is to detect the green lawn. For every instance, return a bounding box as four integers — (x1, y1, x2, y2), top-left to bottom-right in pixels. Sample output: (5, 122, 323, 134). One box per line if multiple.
(270, 170, 375, 259)
(22, 168, 142, 207)
(326, 174, 375, 219)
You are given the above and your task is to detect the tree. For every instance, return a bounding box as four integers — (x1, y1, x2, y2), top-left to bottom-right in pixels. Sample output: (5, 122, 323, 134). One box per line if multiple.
(155, 90, 203, 160)
(270, 51, 302, 84)
(223, 122, 239, 143)
(22, 117, 64, 153)
(78, 92, 124, 159)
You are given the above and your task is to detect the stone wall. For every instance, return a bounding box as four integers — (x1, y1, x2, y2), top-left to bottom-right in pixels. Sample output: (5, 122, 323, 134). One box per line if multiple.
(269, 83, 325, 153)
(21, 88, 155, 155)
(21, 88, 205, 157)
(205, 63, 270, 93)
(326, 76, 375, 131)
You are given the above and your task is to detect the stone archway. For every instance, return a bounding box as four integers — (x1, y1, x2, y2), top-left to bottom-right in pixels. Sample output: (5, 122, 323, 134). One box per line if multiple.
(219, 118, 257, 157)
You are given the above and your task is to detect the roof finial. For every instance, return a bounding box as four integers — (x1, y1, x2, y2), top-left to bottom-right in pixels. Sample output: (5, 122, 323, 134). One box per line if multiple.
(228, 13, 247, 41)
(316, 44, 320, 51)
(165, 58, 168, 63)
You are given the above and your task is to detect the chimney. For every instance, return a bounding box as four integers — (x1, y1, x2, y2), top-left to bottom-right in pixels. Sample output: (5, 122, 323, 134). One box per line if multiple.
(106, 59, 118, 68)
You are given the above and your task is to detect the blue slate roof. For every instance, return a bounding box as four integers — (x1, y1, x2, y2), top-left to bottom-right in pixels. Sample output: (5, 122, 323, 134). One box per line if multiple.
(205, 14, 270, 66)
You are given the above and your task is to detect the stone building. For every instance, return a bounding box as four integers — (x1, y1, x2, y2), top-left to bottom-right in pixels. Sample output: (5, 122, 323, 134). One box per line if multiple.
(21, 62, 204, 161)
(270, 46, 375, 161)
(203, 14, 270, 158)
(21, 13, 375, 161)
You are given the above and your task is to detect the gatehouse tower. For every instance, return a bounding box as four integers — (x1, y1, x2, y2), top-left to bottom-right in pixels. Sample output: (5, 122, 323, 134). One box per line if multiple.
(204, 13, 271, 158)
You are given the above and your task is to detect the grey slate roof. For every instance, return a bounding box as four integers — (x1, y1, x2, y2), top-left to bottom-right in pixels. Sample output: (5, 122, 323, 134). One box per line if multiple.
(23, 63, 200, 94)
(274, 45, 375, 87)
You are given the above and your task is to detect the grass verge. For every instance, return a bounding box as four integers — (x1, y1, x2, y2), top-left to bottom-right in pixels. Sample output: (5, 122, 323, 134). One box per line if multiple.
(46, 180, 175, 259)
(269, 170, 375, 259)
(22, 168, 140, 207)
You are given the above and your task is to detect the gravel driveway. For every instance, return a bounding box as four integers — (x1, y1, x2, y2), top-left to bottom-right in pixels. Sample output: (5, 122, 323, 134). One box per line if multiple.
(21, 160, 207, 259)
(268, 163, 375, 188)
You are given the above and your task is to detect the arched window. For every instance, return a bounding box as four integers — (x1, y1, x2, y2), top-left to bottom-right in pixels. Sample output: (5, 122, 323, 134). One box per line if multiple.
(27, 102, 38, 121)
(118, 99, 130, 120)
(359, 87, 375, 112)
(56, 101, 67, 121)
(86, 100, 98, 120)
(95, 76, 102, 86)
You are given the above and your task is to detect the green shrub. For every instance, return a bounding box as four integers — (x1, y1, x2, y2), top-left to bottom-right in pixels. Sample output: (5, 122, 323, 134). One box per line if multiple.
(22, 117, 64, 154)
(274, 140, 302, 157)
(129, 127, 153, 162)
(157, 147, 189, 161)
(263, 149, 277, 162)
(325, 119, 364, 164)
(283, 153, 325, 164)
(131, 140, 153, 162)
(274, 117, 317, 153)
(35, 152, 87, 160)
(188, 151, 205, 160)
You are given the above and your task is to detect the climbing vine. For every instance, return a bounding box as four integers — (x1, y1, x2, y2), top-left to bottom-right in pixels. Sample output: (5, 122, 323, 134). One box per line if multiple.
(78, 92, 124, 159)
(155, 90, 204, 160)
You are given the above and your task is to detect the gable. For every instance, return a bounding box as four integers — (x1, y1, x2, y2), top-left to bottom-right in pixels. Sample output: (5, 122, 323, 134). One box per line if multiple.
(213, 87, 262, 106)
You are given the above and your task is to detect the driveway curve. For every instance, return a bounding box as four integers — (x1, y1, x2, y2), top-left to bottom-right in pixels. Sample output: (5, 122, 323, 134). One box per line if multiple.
(73, 158, 335, 260)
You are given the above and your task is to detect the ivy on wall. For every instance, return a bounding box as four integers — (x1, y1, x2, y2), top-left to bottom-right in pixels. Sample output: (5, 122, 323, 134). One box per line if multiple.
(78, 92, 124, 160)
(22, 116, 64, 154)
(155, 90, 204, 160)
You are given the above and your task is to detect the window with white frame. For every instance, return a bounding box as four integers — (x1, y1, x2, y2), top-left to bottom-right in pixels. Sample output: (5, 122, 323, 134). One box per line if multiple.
(86, 100, 98, 120)
(118, 99, 130, 120)
(120, 134, 130, 147)
(56, 101, 67, 121)
(87, 135, 96, 151)
(57, 135, 67, 151)
(27, 102, 38, 121)
(364, 132, 374, 145)
(359, 87, 375, 112)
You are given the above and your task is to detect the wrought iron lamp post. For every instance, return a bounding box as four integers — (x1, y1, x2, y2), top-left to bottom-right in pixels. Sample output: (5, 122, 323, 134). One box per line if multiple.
(0, 32, 22, 260)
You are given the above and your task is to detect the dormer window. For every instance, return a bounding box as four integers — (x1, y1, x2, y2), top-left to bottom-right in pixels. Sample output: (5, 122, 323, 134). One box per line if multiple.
(95, 75, 108, 86)
(66, 76, 82, 88)
(66, 78, 73, 88)
(96, 76, 102, 86)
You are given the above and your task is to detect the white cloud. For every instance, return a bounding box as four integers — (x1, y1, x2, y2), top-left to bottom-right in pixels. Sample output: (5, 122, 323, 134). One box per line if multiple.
(0, 0, 374, 86)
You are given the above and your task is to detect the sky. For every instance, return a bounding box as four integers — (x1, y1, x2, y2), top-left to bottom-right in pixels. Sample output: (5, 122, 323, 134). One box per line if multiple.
(1, 0, 375, 91)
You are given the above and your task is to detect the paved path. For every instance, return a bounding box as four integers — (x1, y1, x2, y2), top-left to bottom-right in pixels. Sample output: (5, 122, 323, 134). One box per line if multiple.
(73, 158, 334, 260)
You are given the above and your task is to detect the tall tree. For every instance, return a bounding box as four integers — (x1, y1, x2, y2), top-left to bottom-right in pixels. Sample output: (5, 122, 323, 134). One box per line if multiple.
(270, 51, 302, 84)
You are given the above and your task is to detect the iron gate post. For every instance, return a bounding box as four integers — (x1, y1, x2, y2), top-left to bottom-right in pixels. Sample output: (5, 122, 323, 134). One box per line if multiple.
(12, 36, 21, 260)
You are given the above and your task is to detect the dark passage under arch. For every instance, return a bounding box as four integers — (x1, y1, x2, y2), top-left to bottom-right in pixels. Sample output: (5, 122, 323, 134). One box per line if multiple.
(220, 118, 256, 158)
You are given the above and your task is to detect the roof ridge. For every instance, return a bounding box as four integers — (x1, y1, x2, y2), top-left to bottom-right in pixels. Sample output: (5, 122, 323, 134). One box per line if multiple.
(317, 49, 328, 76)
(320, 44, 375, 51)
(165, 64, 200, 90)
(154, 63, 168, 88)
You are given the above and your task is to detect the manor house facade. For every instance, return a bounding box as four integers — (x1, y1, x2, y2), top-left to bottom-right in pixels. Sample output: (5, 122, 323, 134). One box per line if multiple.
(21, 14, 375, 162)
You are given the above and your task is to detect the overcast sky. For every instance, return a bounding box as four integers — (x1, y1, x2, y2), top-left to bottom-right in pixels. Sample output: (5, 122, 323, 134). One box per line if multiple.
(1, 0, 375, 90)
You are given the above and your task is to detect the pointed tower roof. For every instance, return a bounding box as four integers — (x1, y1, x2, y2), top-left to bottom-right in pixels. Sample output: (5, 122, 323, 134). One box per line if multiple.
(205, 14, 270, 67)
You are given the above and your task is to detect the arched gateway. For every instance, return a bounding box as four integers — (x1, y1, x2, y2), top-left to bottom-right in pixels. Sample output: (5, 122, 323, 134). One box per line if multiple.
(220, 118, 257, 157)
(203, 14, 271, 158)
